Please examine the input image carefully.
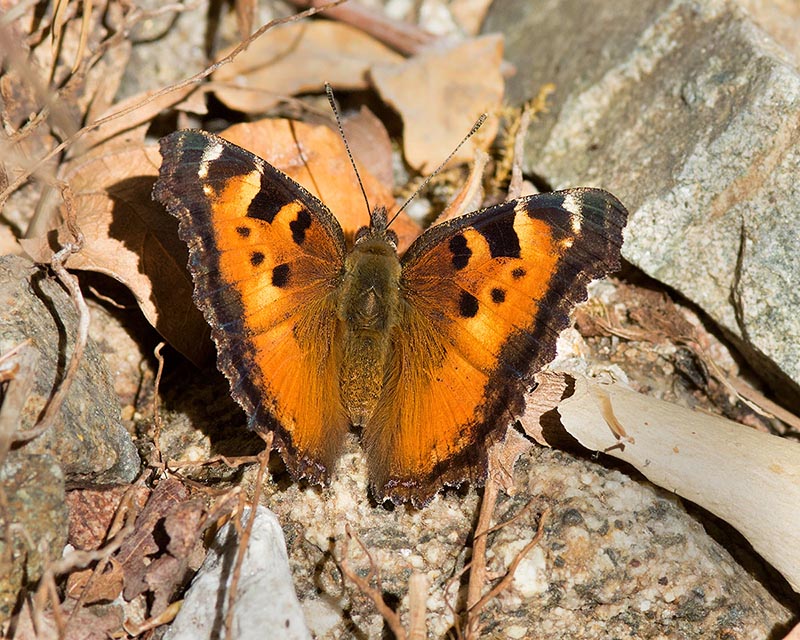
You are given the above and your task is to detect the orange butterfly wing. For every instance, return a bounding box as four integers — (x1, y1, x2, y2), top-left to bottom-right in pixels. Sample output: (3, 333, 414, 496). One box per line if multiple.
(364, 189, 628, 505)
(154, 131, 349, 481)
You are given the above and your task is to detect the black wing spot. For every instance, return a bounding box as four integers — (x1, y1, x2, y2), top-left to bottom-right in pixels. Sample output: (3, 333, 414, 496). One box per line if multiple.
(458, 291, 479, 318)
(290, 208, 312, 245)
(246, 170, 296, 223)
(250, 251, 265, 267)
(449, 235, 471, 270)
(272, 263, 290, 288)
(478, 215, 521, 259)
(511, 267, 526, 280)
(235, 225, 251, 237)
(491, 288, 506, 303)
(247, 190, 283, 223)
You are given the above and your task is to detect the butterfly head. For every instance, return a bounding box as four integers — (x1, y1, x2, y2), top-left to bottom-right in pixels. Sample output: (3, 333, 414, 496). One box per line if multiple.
(353, 206, 398, 251)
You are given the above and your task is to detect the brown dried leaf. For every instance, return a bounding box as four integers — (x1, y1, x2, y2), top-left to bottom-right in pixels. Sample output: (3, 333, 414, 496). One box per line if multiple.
(12, 598, 124, 640)
(371, 34, 505, 173)
(342, 105, 394, 190)
(487, 427, 531, 495)
(66, 558, 125, 604)
(73, 84, 201, 157)
(434, 148, 488, 225)
(220, 118, 421, 251)
(19, 146, 213, 366)
(117, 478, 190, 601)
(143, 498, 205, 615)
(213, 20, 403, 114)
(451, 0, 494, 35)
(518, 371, 571, 446)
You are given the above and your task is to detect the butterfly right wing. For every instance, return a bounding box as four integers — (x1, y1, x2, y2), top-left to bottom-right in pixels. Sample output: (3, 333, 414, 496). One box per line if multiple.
(154, 131, 349, 482)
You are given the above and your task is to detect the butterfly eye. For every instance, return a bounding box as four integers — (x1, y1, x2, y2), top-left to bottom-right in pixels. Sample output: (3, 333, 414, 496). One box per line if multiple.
(385, 229, 398, 250)
(354, 226, 371, 244)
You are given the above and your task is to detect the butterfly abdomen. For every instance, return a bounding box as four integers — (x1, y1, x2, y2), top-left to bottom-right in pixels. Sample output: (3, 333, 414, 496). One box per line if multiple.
(338, 235, 402, 426)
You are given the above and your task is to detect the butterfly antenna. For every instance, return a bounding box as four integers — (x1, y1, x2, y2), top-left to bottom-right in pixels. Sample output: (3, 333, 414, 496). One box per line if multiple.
(387, 113, 487, 228)
(325, 82, 372, 216)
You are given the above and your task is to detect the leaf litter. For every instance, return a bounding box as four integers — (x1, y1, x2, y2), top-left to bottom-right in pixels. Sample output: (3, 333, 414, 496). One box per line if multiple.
(1, 0, 798, 638)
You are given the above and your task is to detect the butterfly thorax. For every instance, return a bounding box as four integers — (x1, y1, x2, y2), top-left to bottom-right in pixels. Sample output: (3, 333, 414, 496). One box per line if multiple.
(337, 215, 402, 426)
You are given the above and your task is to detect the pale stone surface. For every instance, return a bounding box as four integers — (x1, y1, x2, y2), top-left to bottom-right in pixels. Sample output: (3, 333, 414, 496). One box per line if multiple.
(262, 445, 792, 639)
(165, 506, 311, 640)
(484, 0, 800, 403)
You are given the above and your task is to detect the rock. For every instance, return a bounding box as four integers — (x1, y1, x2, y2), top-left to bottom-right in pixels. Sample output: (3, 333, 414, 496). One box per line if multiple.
(165, 506, 311, 640)
(262, 445, 792, 638)
(0, 452, 68, 621)
(0, 255, 140, 484)
(483, 0, 800, 405)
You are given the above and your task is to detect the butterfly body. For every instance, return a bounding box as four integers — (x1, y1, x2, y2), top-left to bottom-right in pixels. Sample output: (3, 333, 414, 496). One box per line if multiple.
(338, 211, 401, 425)
(154, 129, 628, 506)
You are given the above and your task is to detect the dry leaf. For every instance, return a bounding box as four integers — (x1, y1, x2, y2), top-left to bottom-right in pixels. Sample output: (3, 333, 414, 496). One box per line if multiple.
(213, 20, 403, 113)
(117, 479, 190, 601)
(557, 374, 800, 593)
(73, 84, 201, 157)
(342, 105, 395, 190)
(11, 598, 124, 640)
(66, 558, 125, 604)
(433, 147, 488, 225)
(517, 371, 571, 446)
(451, 0, 494, 35)
(371, 34, 505, 172)
(19, 146, 213, 366)
(487, 427, 531, 494)
(220, 118, 421, 251)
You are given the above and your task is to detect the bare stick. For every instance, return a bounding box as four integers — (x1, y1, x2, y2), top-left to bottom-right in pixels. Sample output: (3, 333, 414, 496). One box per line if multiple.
(286, 0, 437, 55)
(467, 507, 549, 622)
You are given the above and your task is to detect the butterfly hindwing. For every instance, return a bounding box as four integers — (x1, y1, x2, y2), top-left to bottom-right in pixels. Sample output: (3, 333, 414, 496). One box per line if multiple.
(154, 131, 350, 481)
(365, 188, 628, 505)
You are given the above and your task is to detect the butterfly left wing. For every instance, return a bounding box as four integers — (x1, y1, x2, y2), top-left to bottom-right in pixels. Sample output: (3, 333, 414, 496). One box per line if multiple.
(154, 130, 350, 482)
(364, 188, 628, 505)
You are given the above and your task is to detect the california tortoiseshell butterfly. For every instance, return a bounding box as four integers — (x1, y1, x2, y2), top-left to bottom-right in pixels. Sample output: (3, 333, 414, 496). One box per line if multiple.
(154, 130, 628, 506)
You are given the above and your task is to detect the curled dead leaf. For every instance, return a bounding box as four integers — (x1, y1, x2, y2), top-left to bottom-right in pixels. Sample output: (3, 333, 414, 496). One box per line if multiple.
(371, 34, 505, 173)
(19, 146, 212, 366)
(213, 20, 403, 113)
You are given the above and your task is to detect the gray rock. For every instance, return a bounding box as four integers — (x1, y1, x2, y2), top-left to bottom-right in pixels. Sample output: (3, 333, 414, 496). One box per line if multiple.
(165, 505, 311, 640)
(0, 452, 68, 621)
(0, 255, 140, 484)
(484, 0, 800, 403)
(263, 446, 791, 639)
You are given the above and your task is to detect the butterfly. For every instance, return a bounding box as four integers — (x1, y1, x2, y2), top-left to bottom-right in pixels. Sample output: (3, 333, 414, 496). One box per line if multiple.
(153, 129, 628, 507)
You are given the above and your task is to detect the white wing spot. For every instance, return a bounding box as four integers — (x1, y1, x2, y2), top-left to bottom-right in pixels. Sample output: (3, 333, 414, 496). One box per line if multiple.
(198, 142, 224, 179)
(562, 192, 583, 234)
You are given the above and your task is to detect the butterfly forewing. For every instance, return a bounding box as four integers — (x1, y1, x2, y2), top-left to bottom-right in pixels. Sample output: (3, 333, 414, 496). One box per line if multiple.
(154, 131, 350, 481)
(365, 188, 628, 505)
